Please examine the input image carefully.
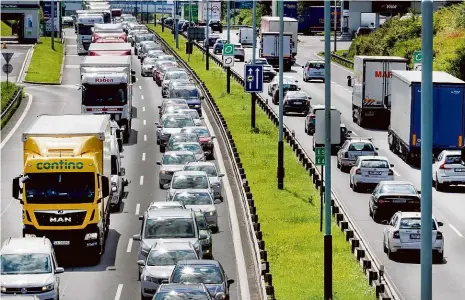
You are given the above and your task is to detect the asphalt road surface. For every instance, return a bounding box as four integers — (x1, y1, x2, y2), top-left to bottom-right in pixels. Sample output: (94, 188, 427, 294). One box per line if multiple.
(0, 45, 31, 83)
(0, 28, 259, 300)
(209, 29, 465, 300)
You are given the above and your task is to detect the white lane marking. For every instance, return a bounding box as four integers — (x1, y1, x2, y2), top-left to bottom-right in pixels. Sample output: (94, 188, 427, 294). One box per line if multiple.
(1, 94, 33, 150)
(140, 176, 144, 185)
(449, 224, 464, 238)
(351, 131, 358, 137)
(392, 168, 401, 177)
(143, 119, 146, 126)
(135, 203, 140, 215)
(144, 134, 147, 141)
(18, 47, 32, 83)
(202, 109, 251, 300)
(141, 95, 144, 100)
(139, 85, 142, 90)
(142, 152, 146, 161)
(114, 284, 123, 300)
(142, 106, 146, 112)
(126, 239, 133, 253)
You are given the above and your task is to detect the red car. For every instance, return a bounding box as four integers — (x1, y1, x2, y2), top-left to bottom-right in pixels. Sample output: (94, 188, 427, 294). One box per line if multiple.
(180, 126, 216, 160)
(152, 62, 179, 85)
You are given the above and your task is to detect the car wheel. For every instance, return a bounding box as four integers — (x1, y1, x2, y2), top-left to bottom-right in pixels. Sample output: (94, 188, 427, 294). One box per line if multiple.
(434, 251, 444, 263)
(383, 237, 388, 253)
(387, 244, 396, 260)
(336, 159, 341, 169)
(160, 145, 165, 152)
(435, 176, 445, 191)
(372, 210, 381, 223)
(349, 177, 353, 188)
(304, 125, 308, 134)
(159, 182, 164, 189)
(352, 181, 360, 192)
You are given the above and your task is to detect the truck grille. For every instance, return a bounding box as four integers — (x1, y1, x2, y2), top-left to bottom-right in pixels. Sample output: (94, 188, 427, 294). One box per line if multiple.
(34, 210, 87, 226)
(3, 287, 44, 294)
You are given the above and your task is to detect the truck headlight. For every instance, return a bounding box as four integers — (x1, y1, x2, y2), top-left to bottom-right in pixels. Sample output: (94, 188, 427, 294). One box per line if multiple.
(1, 287, 6, 292)
(84, 232, 98, 240)
(112, 186, 117, 192)
(42, 283, 54, 292)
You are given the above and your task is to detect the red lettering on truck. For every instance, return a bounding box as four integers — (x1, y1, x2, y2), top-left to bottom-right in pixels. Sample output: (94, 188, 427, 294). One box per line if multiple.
(374, 71, 393, 78)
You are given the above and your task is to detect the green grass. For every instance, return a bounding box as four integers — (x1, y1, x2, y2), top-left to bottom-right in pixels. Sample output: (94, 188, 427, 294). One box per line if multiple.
(318, 51, 354, 70)
(149, 24, 376, 300)
(24, 37, 64, 84)
(1, 21, 12, 36)
(1, 81, 23, 129)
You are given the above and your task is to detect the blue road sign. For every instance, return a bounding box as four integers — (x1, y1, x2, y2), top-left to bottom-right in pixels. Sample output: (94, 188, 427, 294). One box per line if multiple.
(244, 65, 263, 93)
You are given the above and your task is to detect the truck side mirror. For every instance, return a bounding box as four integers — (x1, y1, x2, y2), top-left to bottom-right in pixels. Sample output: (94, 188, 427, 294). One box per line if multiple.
(102, 176, 110, 198)
(119, 167, 126, 176)
(132, 75, 137, 82)
(12, 176, 21, 200)
(347, 76, 352, 87)
(131, 70, 136, 75)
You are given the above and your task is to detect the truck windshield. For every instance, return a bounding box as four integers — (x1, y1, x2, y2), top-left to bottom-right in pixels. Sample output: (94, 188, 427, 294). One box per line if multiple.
(78, 25, 93, 35)
(83, 84, 127, 106)
(25, 172, 95, 204)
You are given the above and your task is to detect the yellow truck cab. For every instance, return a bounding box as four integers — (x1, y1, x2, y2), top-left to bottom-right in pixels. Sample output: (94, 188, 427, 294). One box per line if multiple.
(12, 114, 112, 264)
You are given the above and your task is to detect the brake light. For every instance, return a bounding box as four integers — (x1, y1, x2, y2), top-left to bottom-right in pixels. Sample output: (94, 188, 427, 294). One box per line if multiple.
(309, 114, 315, 119)
(306, 100, 311, 106)
(439, 163, 446, 169)
(436, 231, 443, 239)
(393, 231, 400, 239)
(355, 169, 361, 175)
(388, 169, 394, 176)
(378, 199, 385, 204)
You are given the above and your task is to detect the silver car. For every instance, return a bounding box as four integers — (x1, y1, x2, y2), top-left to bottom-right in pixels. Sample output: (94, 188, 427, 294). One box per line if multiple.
(137, 241, 199, 300)
(157, 151, 197, 188)
(170, 189, 221, 231)
(183, 162, 224, 199)
(141, 57, 157, 76)
(145, 49, 165, 60)
(164, 171, 213, 200)
(171, 142, 205, 162)
(175, 108, 203, 126)
(161, 69, 189, 98)
(155, 115, 196, 151)
(155, 55, 176, 63)
(147, 201, 186, 211)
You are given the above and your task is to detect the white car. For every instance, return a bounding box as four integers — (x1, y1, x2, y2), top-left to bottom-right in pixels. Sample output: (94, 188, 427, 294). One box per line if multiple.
(432, 150, 465, 191)
(164, 171, 214, 200)
(383, 211, 444, 262)
(267, 75, 294, 96)
(337, 138, 378, 172)
(183, 161, 224, 199)
(175, 109, 203, 126)
(147, 201, 186, 211)
(349, 156, 394, 192)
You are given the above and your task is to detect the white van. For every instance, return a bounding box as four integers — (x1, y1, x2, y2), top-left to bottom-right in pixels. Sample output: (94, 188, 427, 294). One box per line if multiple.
(238, 27, 254, 45)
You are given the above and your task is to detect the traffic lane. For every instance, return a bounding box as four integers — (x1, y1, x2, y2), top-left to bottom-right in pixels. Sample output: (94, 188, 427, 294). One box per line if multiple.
(1, 45, 31, 83)
(62, 30, 84, 88)
(118, 58, 240, 299)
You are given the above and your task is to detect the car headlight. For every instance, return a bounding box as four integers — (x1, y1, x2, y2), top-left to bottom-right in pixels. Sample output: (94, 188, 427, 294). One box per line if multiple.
(1, 286, 6, 292)
(161, 170, 167, 174)
(215, 292, 227, 300)
(84, 232, 98, 240)
(143, 275, 160, 283)
(194, 105, 201, 108)
(42, 283, 54, 292)
(205, 209, 216, 216)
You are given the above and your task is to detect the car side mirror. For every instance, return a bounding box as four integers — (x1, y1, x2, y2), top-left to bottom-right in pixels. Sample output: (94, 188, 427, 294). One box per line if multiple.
(218, 173, 225, 177)
(417, 191, 421, 194)
(375, 147, 379, 150)
(102, 175, 110, 198)
(390, 164, 394, 167)
(199, 232, 207, 240)
(12, 176, 21, 200)
(132, 234, 141, 241)
(138, 215, 144, 220)
(157, 106, 161, 108)
(227, 279, 235, 287)
(347, 76, 352, 87)
(161, 279, 169, 284)
(437, 221, 444, 227)
(132, 75, 137, 82)
(211, 135, 216, 139)
(381, 220, 389, 225)
(214, 199, 222, 204)
(123, 179, 130, 186)
(137, 260, 145, 266)
(199, 117, 204, 120)
(163, 183, 170, 189)
(347, 130, 352, 134)
(131, 70, 136, 75)
(119, 167, 126, 176)
(297, 88, 301, 91)
(156, 161, 161, 165)
(55, 267, 65, 274)
(236, 32, 238, 35)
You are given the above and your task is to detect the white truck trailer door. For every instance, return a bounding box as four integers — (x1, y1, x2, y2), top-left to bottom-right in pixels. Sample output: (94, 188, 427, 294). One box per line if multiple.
(315, 109, 341, 145)
(384, 61, 407, 108)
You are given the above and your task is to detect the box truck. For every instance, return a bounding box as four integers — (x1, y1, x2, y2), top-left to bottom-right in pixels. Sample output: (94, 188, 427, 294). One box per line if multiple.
(348, 56, 408, 128)
(76, 13, 104, 55)
(238, 27, 254, 46)
(388, 71, 465, 164)
(260, 16, 298, 62)
(88, 42, 132, 56)
(12, 115, 112, 264)
(259, 32, 293, 71)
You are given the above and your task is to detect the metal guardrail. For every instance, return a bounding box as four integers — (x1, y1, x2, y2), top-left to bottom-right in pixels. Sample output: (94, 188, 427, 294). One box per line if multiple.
(331, 52, 354, 68)
(1, 86, 23, 120)
(150, 25, 399, 300)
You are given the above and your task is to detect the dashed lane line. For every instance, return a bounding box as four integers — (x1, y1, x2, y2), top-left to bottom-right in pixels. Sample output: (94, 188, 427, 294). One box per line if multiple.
(114, 284, 123, 300)
(126, 239, 133, 253)
(135, 203, 140, 215)
(144, 134, 147, 142)
(141, 95, 144, 100)
(449, 224, 464, 238)
(142, 106, 146, 112)
(143, 119, 146, 126)
(142, 152, 146, 161)
(140, 176, 144, 185)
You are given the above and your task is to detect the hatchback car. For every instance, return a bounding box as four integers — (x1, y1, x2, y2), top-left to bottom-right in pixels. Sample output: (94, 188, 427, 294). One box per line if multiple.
(432, 150, 465, 191)
(180, 127, 216, 160)
(183, 162, 224, 199)
(213, 39, 227, 54)
(336, 138, 378, 172)
(204, 34, 220, 47)
(208, 19, 223, 33)
(282, 91, 311, 116)
(153, 283, 212, 300)
(145, 49, 165, 60)
(233, 43, 245, 61)
(141, 57, 158, 76)
(383, 212, 444, 262)
(271, 80, 300, 105)
(157, 151, 197, 188)
(268, 75, 294, 96)
(169, 85, 203, 115)
(171, 142, 206, 161)
(302, 60, 325, 82)
(153, 61, 179, 84)
(156, 115, 196, 151)
(369, 181, 421, 222)
(158, 99, 189, 116)
(138, 241, 199, 300)
(160, 104, 190, 118)
(349, 156, 394, 192)
(164, 171, 213, 200)
(162, 69, 190, 97)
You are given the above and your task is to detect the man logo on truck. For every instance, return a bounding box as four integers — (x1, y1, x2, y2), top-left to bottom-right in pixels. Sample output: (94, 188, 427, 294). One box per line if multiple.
(50, 217, 72, 223)
(36, 161, 84, 170)
(375, 71, 393, 78)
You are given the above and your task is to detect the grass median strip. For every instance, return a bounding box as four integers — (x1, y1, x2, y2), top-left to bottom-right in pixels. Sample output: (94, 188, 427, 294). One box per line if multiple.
(150, 25, 375, 300)
(25, 37, 64, 84)
(1, 81, 23, 129)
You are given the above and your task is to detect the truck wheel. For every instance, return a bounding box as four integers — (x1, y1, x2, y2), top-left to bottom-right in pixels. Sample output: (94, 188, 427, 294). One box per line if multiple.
(357, 112, 365, 127)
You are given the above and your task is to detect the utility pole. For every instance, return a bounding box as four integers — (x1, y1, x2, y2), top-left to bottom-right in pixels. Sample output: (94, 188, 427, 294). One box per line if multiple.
(333, 0, 337, 52)
(277, 0, 284, 190)
(205, 0, 210, 70)
(421, 1, 433, 299)
(154, 1, 157, 27)
(324, 1, 333, 299)
(250, 0, 257, 129)
(162, 1, 164, 32)
(51, 0, 55, 50)
(175, 0, 179, 49)
(226, 0, 231, 94)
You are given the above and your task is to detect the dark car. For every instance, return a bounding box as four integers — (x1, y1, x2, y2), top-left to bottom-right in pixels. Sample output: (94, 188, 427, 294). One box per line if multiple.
(204, 34, 220, 47)
(153, 283, 212, 300)
(182, 21, 196, 32)
(170, 260, 233, 299)
(369, 181, 421, 223)
(213, 39, 226, 54)
(169, 85, 204, 116)
(208, 20, 223, 33)
(282, 91, 311, 116)
(171, 20, 187, 33)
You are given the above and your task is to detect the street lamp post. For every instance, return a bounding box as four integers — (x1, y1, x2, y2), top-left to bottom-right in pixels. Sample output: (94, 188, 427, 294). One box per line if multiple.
(277, 0, 284, 190)
(251, 0, 257, 129)
(226, 0, 231, 94)
(51, 0, 55, 50)
(205, 0, 210, 71)
(175, 0, 179, 49)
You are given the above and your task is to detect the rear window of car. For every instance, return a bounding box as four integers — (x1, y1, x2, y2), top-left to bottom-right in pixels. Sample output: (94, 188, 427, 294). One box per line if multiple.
(445, 155, 461, 164)
(360, 159, 389, 168)
(309, 63, 324, 69)
(380, 184, 416, 195)
(348, 142, 374, 151)
(399, 218, 436, 230)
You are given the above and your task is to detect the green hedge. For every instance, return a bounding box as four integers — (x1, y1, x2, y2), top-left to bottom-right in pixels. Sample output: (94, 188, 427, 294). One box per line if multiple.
(1, 81, 23, 129)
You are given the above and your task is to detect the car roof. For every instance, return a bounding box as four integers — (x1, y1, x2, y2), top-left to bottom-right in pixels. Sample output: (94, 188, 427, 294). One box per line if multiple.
(286, 91, 307, 98)
(183, 126, 208, 130)
(177, 108, 198, 113)
(147, 208, 193, 219)
(347, 138, 374, 143)
(151, 241, 195, 251)
(176, 259, 221, 266)
(396, 211, 423, 218)
(174, 189, 213, 194)
(1, 237, 51, 255)
(150, 201, 184, 207)
(441, 150, 461, 155)
(173, 170, 208, 176)
(186, 161, 216, 167)
(164, 151, 196, 156)
(165, 68, 186, 73)
(170, 132, 198, 137)
(306, 60, 325, 64)
(358, 156, 388, 160)
(173, 141, 201, 145)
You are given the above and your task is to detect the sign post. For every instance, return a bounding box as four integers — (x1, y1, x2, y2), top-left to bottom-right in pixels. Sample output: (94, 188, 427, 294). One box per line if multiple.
(315, 147, 325, 232)
(223, 43, 234, 93)
(2, 52, 14, 86)
(414, 50, 422, 71)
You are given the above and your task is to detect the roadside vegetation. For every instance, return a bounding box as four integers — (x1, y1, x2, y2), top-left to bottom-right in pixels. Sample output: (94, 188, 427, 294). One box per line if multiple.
(25, 37, 64, 84)
(1, 21, 12, 36)
(149, 24, 376, 300)
(330, 2, 465, 79)
(1, 82, 23, 129)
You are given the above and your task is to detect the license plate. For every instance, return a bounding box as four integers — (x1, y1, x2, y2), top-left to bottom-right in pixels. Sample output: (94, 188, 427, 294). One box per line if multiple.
(53, 241, 70, 245)
(410, 234, 420, 239)
(293, 101, 302, 105)
(454, 168, 465, 172)
(392, 199, 407, 203)
(369, 171, 382, 175)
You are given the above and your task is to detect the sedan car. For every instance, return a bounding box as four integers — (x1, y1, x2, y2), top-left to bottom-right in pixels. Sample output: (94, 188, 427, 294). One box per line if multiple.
(158, 99, 189, 117)
(147, 201, 186, 211)
(204, 34, 220, 47)
(180, 127, 216, 160)
(141, 57, 158, 76)
(282, 91, 311, 116)
(145, 49, 165, 60)
(349, 156, 394, 192)
(233, 43, 245, 61)
(153, 283, 212, 300)
(432, 150, 465, 191)
(138, 241, 199, 300)
(213, 39, 227, 54)
(170, 260, 233, 299)
(153, 61, 179, 84)
(369, 181, 421, 222)
(166, 133, 202, 152)
(175, 108, 203, 126)
(193, 211, 213, 258)
(160, 104, 190, 118)
(157, 151, 197, 188)
(162, 69, 190, 97)
(383, 211, 444, 262)
(168, 84, 203, 115)
(271, 80, 301, 105)
(128, 29, 148, 45)
(171, 189, 220, 231)
(336, 138, 378, 172)
(164, 171, 213, 200)
(171, 142, 206, 161)
(155, 55, 176, 63)
(156, 115, 196, 151)
(183, 162, 224, 199)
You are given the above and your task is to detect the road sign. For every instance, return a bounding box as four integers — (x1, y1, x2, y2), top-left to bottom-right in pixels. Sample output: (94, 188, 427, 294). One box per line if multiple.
(223, 55, 234, 67)
(413, 50, 422, 71)
(222, 43, 234, 56)
(2, 63, 13, 74)
(244, 65, 263, 93)
(315, 147, 325, 166)
(2, 52, 13, 63)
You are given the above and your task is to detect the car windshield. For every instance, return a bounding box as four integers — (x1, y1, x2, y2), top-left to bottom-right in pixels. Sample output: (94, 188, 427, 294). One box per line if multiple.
(143, 58, 156, 65)
(282, 84, 298, 91)
(83, 83, 127, 106)
(146, 250, 197, 266)
(154, 291, 210, 300)
(171, 264, 224, 284)
(183, 128, 210, 137)
(172, 175, 209, 189)
(171, 87, 199, 98)
(195, 213, 209, 230)
(172, 143, 202, 154)
(360, 159, 389, 168)
(144, 217, 196, 239)
(399, 218, 437, 230)
(158, 56, 175, 62)
(163, 100, 187, 107)
(1, 254, 52, 275)
(349, 142, 375, 151)
(163, 118, 195, 128)
(184, 165, 217, 177)
(25, 172, 95, 204)
(162, 154, 196, 165)
(179, 110, 200, 119)
(173, 192, 213, 205)
(166, 72, 188, 80)
(380, 184, 416, 194)
(445, 155, 462, 164)
(169, 136, 197, 146)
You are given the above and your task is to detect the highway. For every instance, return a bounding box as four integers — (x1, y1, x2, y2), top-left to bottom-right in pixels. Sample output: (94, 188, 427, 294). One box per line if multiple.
(207, 30, 465, 300)
(0, 28, 259, 300)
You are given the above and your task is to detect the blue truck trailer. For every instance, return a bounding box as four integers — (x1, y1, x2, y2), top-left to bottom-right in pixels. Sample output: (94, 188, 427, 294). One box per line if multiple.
(388, 70, 465, 164)
(298, 6, 341, 35)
